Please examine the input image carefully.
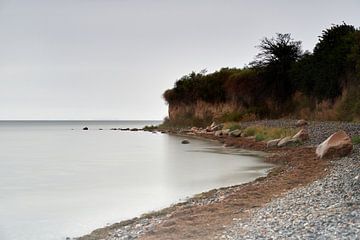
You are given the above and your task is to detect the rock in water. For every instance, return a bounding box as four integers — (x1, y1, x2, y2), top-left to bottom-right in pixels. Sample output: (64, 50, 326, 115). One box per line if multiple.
(316, 130, 353, 159)
(181, 139, 190, 144)
(83, 127, 88, 130)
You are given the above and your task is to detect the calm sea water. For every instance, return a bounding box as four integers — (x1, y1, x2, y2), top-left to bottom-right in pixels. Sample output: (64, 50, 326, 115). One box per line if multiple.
(0, 121, 272, 240)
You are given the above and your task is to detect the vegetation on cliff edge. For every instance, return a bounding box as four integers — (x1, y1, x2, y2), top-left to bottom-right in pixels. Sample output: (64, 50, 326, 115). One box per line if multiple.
(163, 23, 360, 125)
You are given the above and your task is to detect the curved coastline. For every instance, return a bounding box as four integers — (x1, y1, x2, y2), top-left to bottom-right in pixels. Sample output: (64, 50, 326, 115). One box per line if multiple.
(77, 120, 359, 240)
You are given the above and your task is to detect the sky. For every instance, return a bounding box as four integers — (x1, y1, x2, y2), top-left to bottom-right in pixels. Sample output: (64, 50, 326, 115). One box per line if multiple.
(0, 0, 359, 120)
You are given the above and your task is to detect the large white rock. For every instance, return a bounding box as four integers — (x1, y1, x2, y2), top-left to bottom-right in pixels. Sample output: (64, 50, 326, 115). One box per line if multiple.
(292, 129, 309, 142)
(277, 137, 299, 147)
(267, 138, 281, 148)
(316, 130, 353, 159)
(229, 129, 242, 137)
(214, 130, 223, 137)
(222, 129, 231, 135)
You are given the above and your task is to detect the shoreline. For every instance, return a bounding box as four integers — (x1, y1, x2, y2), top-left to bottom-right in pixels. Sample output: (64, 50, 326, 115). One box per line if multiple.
(78, 120, 359, 240)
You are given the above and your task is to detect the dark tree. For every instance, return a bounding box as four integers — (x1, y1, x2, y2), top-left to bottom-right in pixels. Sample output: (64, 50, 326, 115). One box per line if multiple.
(312, 23, 357, 99)
(253, 33, 302, 67)
(252, 33, 302, 107)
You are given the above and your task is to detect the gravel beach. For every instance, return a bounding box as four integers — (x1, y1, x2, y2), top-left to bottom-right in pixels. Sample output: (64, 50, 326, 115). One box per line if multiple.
(78, 120, 360, 240)
(221, 145, 360, 240)
(219, 120, 360, 239)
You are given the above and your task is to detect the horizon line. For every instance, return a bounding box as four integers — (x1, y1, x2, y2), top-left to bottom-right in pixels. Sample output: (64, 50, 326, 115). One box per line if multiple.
(0, 119, 163, 121)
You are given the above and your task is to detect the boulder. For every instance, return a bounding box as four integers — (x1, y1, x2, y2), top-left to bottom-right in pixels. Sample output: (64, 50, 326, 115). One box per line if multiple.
(295, 119, 308, 127)
(82, 127, 88, 130)
(181, 139, 190, 144)
(267, 138, 281, 148)
(229, 129, 242, 137)
(277, 137, 299, 147)
(316, 130, 353, 159)
(211, 124, 223, 131)
(222, 129, 231, 135)
(214, 130, 223, 137)
(292, 129, 309, 142)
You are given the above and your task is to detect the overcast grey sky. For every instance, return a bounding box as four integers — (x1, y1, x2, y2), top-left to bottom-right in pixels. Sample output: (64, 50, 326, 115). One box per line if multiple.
(0, 0, 359, 120)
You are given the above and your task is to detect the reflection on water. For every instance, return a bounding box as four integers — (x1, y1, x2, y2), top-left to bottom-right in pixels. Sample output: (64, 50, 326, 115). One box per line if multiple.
(0, 121, 273, 240)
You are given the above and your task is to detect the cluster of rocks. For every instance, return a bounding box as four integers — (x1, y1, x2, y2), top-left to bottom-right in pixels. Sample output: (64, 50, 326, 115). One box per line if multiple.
(187, 122, 242, 138)
(185, 119, 355, 160)
(110, 128, 141, 131)
(81, 127, 143, 131)
(266, 128, 309, 148)
(221, 145, 360, 239)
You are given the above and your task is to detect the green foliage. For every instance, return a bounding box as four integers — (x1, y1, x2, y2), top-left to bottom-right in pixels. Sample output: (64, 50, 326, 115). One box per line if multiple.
(219, 111, 243, 122)
(352, 136, 360, 144)
(255, 133, 266, 142)
(293, 23, 358, 100)
(222, 122, 242, 131)
(143, 125, 158, 131)
(159, 115, 212, 128)
(243, 125, 297, 140)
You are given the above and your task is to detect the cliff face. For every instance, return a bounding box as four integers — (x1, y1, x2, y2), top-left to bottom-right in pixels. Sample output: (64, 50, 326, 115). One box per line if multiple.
(168, 100, 240, 121)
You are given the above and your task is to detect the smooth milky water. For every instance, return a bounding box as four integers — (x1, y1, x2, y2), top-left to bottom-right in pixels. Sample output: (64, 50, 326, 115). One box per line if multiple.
(0, 121, 273, 240)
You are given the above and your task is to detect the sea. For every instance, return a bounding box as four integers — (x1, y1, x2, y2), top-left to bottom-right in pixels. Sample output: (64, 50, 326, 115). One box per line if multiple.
(0, 120, 273, 240)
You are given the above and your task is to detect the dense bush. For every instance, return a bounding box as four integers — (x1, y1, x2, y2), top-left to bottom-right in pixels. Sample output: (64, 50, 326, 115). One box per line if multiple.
(163, 23, 360, 122)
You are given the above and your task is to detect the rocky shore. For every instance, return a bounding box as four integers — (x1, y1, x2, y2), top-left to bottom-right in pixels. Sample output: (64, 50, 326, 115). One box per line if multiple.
(78, 120, 359, 240)
(221, 145, 360, 240)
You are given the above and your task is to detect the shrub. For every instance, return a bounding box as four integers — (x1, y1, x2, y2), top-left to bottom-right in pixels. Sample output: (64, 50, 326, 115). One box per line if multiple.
(218, 111, 243, 122)
(255, 133, 266, 141)
(337, 87, 360, 121)
(222, 122, 242, 131)
(143, 125, 158, 131)
(243, 125, 297, 140)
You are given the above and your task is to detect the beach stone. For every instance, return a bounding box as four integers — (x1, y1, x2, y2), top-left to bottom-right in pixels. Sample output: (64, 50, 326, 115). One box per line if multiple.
(277, 137, 299, 147)
(190, 127, 198, 133)
(267, 138, 281, 148)
(222, 129, 231, 135)
(181, 139, 190, 144)
(83, 127, 88, 130)
(316, 130, 353, 159)
(214, 130, 223, 137)
(292, 129, 309, 142)
(211, 125, 222, 131)
(296, 119, 308, 127)
(229, 129, 242, 137)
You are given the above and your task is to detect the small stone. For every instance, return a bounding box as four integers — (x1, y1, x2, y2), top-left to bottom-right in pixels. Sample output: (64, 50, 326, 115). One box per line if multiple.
(181, 139, 190, 144)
